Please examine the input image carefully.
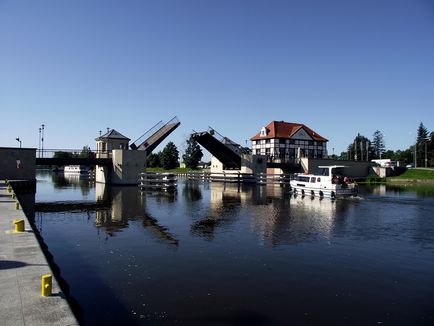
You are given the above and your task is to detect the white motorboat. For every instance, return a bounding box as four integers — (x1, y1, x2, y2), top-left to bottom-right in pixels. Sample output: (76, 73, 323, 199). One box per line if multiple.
(64, 165, 90, 174)
(290, 165, 358, 199)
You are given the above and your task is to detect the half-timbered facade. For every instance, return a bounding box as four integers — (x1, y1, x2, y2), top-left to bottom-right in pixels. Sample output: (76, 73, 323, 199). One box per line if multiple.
(250, 121, 328, 163)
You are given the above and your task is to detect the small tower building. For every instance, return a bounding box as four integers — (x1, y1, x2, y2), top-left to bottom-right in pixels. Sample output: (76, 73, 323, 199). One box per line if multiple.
(95, 129, 130, 158)
(95, 129, 145, 185)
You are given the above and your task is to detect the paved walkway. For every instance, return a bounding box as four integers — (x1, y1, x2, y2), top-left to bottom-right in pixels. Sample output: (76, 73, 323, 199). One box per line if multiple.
(0, 181, 78, 326)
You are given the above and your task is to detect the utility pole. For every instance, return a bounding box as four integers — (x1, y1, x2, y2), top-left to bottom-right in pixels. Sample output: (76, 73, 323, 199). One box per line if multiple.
(360, 141, 363, 161)
(424, 137, 430, 168)
(414, 141, 417, 168)
(354, 142, 357, 161)
(366, 141, 369, 161)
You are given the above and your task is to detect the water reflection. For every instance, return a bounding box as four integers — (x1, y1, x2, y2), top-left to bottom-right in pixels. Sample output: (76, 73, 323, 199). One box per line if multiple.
(51, 172, 92, 196)
(95, 183, 179, 246)
(249, 188, 353, 247)
(34, 173, 434, 325)
(190, 183, 245, 241)
(182, 182, 203, 202)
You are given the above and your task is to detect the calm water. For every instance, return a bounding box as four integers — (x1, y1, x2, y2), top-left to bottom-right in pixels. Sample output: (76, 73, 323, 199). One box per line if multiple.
(34, 171, 434, 325)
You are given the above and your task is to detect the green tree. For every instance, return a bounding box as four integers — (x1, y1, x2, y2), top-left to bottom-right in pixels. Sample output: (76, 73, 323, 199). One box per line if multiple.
(161, 142, 179, 170)
(53, 151, 73, 159)
(416, 122, 429, 167)
(382, 150, 396, 160)
(147, 152, 161, 168)
(371, 130, 386, 159)
(346, 133, 374, 161)
(182, 137, 203, 169)
(395, 149, 413, 165)
(338, 151, 347, 160)
(78, 146, 93, 158)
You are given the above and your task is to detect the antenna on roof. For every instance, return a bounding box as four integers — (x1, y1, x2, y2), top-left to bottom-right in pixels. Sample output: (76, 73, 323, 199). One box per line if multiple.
(99, 130, 102, 136)
(107, 127, 110, 133)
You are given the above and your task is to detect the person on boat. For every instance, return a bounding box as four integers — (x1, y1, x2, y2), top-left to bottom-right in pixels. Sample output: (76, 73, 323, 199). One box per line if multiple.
(343, 176, 349, 184)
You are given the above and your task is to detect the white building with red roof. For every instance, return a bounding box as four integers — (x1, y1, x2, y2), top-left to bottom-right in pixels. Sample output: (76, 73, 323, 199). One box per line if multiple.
(250, 121, 328, 163)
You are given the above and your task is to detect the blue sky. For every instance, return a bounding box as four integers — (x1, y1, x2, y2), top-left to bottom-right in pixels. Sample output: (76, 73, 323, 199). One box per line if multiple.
(1, 0, 433, 159)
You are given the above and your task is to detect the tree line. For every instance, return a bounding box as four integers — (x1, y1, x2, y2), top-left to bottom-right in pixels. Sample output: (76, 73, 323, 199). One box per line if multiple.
(335, 122, 433, 167)
(147, 137, 204, 170)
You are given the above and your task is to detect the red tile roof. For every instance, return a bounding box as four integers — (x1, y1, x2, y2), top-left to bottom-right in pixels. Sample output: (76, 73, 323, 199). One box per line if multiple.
(250, 121, 328, 142)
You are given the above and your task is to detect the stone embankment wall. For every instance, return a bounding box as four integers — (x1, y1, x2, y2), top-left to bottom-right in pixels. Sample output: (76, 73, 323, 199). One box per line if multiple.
(301, 158, 376, 179)
(0, 147, 36, 180)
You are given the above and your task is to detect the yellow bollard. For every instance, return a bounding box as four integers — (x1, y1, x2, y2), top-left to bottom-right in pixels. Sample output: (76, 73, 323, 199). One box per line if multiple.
(15, 202, 20, 210)
(7, 185, 12, 193)
(13, 219, 24, 232)
(41, 274, 52, 296)
(12, 193, 16, 199)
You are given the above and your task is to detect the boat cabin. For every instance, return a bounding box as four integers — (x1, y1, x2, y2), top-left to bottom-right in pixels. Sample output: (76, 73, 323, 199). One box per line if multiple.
(291, 165, 357, 198)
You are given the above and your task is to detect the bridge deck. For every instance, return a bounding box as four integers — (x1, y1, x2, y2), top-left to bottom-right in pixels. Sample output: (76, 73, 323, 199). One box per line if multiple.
(36, 157, 112, 166)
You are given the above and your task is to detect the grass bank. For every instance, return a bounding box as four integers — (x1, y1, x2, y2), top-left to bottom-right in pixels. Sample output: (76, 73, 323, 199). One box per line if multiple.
(389, 168, 434, 179)
(387, 168, 434, 183)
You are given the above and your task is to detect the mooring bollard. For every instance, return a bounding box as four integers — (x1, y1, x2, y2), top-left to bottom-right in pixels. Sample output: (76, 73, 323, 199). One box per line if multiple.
(15, 202, 20, 210)
(7, 185, 12, 193)
(13, 219, 25, 232)
(41, 274, 52, 296)
(12, 193, 16, 199)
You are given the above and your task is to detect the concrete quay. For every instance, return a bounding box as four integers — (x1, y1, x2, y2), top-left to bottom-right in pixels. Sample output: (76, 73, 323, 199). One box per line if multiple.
(0, 181, 78, 326)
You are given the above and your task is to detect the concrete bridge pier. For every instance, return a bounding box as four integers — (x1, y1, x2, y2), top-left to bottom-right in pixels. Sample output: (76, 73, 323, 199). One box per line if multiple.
(96, 149, 146, 185)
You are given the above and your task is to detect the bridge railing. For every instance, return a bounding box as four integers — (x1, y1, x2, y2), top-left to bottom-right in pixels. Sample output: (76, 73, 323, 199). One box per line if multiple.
(37, 149, 107, 159)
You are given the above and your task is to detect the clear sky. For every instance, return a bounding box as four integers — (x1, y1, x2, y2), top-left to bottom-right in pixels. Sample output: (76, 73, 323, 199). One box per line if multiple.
(1, 0, 433, 159)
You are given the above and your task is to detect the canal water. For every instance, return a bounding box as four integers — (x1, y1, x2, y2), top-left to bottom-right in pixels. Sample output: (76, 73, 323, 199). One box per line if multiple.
(34, 171, 434, 325)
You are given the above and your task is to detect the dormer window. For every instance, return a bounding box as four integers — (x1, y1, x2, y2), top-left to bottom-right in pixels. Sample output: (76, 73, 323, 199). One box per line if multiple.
(260, 127, 268, 137)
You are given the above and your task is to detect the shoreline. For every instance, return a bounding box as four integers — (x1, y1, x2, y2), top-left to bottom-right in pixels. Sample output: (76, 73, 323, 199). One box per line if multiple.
(386, 178, 434, 184)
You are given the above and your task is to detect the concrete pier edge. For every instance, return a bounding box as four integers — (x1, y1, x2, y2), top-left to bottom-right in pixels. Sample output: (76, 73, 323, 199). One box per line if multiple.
(0, 180, 79, 326)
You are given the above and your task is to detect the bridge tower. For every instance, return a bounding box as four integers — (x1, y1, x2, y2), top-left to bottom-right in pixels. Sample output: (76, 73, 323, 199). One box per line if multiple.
(95, 129, 146, 185)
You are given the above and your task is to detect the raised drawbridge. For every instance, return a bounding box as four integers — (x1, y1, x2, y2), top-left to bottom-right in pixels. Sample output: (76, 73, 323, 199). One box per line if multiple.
(130, 116, 181, 156)
(191, 127, 249, 170)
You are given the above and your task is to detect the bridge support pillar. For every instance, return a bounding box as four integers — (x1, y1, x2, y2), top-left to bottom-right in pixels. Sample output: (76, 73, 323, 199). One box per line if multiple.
(96, 150, 146, 185)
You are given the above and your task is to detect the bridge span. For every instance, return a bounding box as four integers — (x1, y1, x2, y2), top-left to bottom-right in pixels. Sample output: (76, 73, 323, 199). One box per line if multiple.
(36, 157, 112, 166)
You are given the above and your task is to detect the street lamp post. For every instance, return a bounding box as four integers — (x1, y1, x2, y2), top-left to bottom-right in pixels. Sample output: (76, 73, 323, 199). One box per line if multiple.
(424, 137, 430, 168)
(41, 124, 45, 158)
(38, 127, 42, 157)
(16, 137, 22, 148)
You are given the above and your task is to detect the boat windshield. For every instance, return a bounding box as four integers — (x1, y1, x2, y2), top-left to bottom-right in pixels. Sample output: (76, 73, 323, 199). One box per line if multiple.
(319, 168, 329, 176)
(331, 167, 346, 175)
